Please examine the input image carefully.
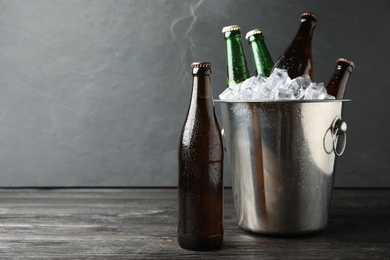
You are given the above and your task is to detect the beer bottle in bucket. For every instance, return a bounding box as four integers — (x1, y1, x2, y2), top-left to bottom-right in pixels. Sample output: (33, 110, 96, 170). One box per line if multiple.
(246, 29, 274, 77)
(178, 62, 223, 251)
(273, 13, 317, 79)
(325, 58, 355, 99)
(222, 25, 250, 89)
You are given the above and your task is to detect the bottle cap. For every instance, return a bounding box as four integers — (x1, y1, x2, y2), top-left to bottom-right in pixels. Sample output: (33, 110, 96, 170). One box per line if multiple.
(222, 25, 241, 33)
(337, 58, 355, 69)
(245, 29, 263, 40)
(191, 62, 212, 68)
(301, 12, 317, 22)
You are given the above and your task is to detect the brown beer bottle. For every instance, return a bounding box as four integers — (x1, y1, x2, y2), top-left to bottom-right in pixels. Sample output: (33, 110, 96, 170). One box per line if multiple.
(273, 12, 317, 79)
(325, 58, 355, 99)
(178, 62, 223, 251)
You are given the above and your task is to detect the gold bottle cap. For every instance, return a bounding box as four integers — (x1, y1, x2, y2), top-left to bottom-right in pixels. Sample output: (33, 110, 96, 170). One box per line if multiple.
(222, 25, 241, 33)
(301, 12, 317, 22)
(245, 29, 263, 39)
(191, 61, 212, 68)
(337, 58, 355, 69)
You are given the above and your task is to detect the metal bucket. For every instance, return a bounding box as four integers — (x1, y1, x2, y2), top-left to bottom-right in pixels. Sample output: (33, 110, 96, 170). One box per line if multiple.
(216, 100, 349, 235)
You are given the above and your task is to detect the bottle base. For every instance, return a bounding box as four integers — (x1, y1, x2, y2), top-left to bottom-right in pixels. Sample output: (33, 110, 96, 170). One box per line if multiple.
(178, 236, 223, 251)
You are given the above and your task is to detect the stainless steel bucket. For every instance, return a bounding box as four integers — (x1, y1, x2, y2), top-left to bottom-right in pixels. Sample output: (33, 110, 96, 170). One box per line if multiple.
(216, 100, 349, 235)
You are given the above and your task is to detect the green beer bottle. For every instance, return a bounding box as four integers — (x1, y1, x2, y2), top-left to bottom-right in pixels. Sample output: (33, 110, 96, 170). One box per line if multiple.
(246, 29, 274, 77)
(325, 58, 355, 99)
(222, 25, 251, 89)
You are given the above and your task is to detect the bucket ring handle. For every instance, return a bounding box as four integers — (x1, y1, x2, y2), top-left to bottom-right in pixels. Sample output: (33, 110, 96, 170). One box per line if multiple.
(331, 116, 347, 156)
(323, 116, 347, 156)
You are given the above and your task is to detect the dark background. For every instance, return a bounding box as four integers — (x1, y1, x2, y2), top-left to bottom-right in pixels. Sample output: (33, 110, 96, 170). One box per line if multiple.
(0, 0, 388, 187)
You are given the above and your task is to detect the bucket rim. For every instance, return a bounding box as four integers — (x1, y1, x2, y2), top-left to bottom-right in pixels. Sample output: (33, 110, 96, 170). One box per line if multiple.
(215, 99, 351, 104)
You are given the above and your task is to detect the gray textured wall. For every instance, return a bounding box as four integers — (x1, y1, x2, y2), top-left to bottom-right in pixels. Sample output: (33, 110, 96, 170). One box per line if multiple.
(0, 0, 388, 187)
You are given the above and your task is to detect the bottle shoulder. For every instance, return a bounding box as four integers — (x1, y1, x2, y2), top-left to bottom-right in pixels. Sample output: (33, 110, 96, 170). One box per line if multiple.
(180, 109, 221, 143)
(179, 116, 223, 162)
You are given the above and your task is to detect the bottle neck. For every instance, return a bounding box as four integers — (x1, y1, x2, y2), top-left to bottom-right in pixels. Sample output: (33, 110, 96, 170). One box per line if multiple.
(290, 20, 315, 58)
(295, 20, 316, 40)
(224, 31, 250, 88)
(189, 69, 215, 117)
(326, 64, 353, 99)
(273, 19, 316, 79)
(248, 34, 274, 77)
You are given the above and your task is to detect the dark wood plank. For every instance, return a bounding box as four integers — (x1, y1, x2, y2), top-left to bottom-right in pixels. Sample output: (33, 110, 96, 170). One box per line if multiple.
(0, 188, 389, 259)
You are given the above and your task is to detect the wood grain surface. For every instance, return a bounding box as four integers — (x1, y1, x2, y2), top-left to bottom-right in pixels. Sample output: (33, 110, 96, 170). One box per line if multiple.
(0, 188, 389, 259)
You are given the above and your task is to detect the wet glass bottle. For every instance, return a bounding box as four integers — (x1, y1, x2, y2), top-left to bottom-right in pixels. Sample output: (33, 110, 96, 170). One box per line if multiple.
(222, 25, 251, 89)
(325, 58, 355, 99)
(273, 13, 317, 79)
(178, 62, 223, 251)
(246, 29, 274, 77)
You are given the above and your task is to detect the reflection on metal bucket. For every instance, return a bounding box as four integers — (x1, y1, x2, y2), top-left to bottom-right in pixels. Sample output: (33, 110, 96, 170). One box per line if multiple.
(216, 100, 349, 234)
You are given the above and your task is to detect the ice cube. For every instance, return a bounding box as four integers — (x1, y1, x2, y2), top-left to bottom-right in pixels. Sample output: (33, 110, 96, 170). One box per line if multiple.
(304, 83, 316, 100)
(324, 94, 336, 100)
(288, 78, 305, 100)
(244, 76, 260, 90)
(253, 76, 270, 100)
(235, 86, 252, 100)
(219, 87, 234, 100)
(304, 82, 328, 100)
(262, 68, 289, 100)
(251, 87, 268, 101)
(232, 76, 257, 100)
(300, 74, 312, 89)
(234, 76, 274, 100)
(277, 87, 295, 100)
(266, 68, 289, 89)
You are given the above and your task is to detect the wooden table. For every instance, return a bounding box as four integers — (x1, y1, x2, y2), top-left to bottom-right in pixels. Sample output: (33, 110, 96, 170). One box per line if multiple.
(0, 188, 389, 259)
